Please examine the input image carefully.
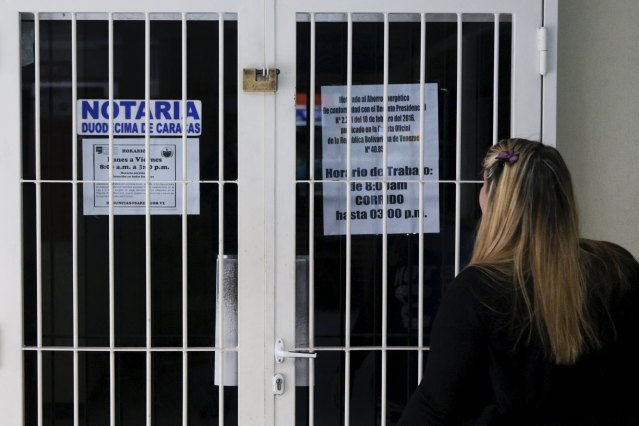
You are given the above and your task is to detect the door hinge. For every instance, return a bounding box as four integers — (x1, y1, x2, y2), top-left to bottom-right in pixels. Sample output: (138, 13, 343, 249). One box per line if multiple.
(537, 27, 548, 76)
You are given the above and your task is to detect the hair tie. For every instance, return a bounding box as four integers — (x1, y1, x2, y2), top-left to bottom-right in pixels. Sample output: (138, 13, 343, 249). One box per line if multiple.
(495, 150, 519, 165)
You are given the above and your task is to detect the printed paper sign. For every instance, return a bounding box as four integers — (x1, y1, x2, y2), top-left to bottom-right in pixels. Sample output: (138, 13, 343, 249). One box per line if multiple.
(321, 83, 440, 235)
(77, 99, 202, 136)
(82, 138, 200, 215)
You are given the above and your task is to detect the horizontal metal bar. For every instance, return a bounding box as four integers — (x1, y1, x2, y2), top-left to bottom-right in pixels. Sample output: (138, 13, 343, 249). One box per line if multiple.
(21, 178, 480, 185)
(296, 346, 431, 351)
(294, 179, 483, 184)
(20, 180, 239, 184)
(295, 12, 512, 23)
(23, 346, 239, 352)
(30, 12, 238, 21)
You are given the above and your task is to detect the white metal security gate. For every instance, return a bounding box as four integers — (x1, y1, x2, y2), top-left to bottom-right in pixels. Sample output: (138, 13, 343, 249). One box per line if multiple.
(0, 0, 556, 425)
(272, 1, 556, 425)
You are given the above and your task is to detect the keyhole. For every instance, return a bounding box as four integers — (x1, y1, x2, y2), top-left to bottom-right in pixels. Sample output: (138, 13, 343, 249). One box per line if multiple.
(276, 378, 283, 390)
(256, 69, 268, 81)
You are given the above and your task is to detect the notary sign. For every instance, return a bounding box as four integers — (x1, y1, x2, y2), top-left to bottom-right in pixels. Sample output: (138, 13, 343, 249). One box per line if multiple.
(321, 83, 440, 235)
(77, 99, 202, 136)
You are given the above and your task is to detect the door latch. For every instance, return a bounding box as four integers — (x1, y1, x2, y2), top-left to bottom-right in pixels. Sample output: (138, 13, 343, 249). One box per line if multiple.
(243, 68, 280, 92)
(275, 338, 317, 364)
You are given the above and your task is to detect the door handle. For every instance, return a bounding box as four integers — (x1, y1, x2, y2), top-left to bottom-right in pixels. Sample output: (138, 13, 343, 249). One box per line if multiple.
(275, 338, 317, 363)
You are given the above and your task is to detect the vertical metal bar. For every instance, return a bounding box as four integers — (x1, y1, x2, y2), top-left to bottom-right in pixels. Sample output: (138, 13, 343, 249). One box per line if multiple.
(492, 14, 500, 146)
(454, 14, 462, 276)
(217, 13, 226, 426)
(144, 12, 152, 426)
(381, 12, 389, 426)
(309, 14, 316, 184)
(71, 12, 79, 426)
(417, 12, 426, 382)
(308, 12, 316, 426)
(181, 12, 188, 426)
(344, 12, 353, 426)
(34, 12, 43, 426)
(108, 12, 116, 426)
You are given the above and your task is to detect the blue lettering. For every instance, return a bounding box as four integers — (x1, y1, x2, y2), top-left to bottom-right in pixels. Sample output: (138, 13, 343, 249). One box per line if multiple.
(188, 123, 201, 134)
(156, 101, 171, 120)
(135, 102, 146, 120)
(120, 100, 136, 120)
(100, 101, 120, 119)
(78, 99, 201, 135)
(187, 101, 200, 120)
(114, 122, 138, 134)
(173, 101, 180, 119)
(82, 100, 100, 119)
(81, 122, 108, 134)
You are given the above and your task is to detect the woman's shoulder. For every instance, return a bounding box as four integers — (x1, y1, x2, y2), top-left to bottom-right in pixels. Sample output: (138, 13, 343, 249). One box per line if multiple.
(580, 239, 639, 283)
(442, 266, 514, 329)
(453, 265, 511, 290)
(448, 266, 492, 292)
(580, 239, 636, 260)
(448, 266, 510, 305)
(580, 241, 639, 321)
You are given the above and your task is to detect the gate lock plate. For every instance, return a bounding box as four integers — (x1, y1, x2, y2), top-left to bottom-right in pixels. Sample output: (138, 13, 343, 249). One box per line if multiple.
(243, 68, 280, 92)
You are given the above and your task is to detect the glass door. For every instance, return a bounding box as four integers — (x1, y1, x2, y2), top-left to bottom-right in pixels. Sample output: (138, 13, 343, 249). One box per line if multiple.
(273, 1, 545, 425)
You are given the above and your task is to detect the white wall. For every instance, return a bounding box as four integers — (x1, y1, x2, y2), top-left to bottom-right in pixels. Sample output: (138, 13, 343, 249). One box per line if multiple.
(557, 0, 639, 257)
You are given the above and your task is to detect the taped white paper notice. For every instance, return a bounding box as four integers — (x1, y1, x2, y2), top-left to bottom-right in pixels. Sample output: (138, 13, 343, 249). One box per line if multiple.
(82, 138, 200, 215)
(321, 83, 440, 235)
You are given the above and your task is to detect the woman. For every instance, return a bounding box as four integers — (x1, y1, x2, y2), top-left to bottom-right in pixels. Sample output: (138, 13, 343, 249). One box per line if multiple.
(398, 139, 639, 425)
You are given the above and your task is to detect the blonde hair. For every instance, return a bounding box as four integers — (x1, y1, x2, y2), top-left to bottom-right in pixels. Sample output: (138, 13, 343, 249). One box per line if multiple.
(470, 139, 598, 364)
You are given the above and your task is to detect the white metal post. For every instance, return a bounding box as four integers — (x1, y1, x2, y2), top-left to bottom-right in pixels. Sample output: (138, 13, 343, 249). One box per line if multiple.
(454, 13, 462, 276)
(71, 12, 80, 426)
(542, 0, 558, 147)
(381, 13, 389, 426)
(34, 13, 43, 426)
(237, 0, 273, 424)
(180, 12, 189, 426)
(417, 12, 426, 382)
(107, 13, 116, 426)
(308, 12, 317, 426)
(493, 14, 500, 145)
(217, 13, 226, 426)
(0, 7, 25, 425)
(344, 14, 353, 426)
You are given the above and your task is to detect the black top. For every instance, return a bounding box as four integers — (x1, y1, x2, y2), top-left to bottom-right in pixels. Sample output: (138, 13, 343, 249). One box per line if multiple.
(398, 245, 639, 426)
